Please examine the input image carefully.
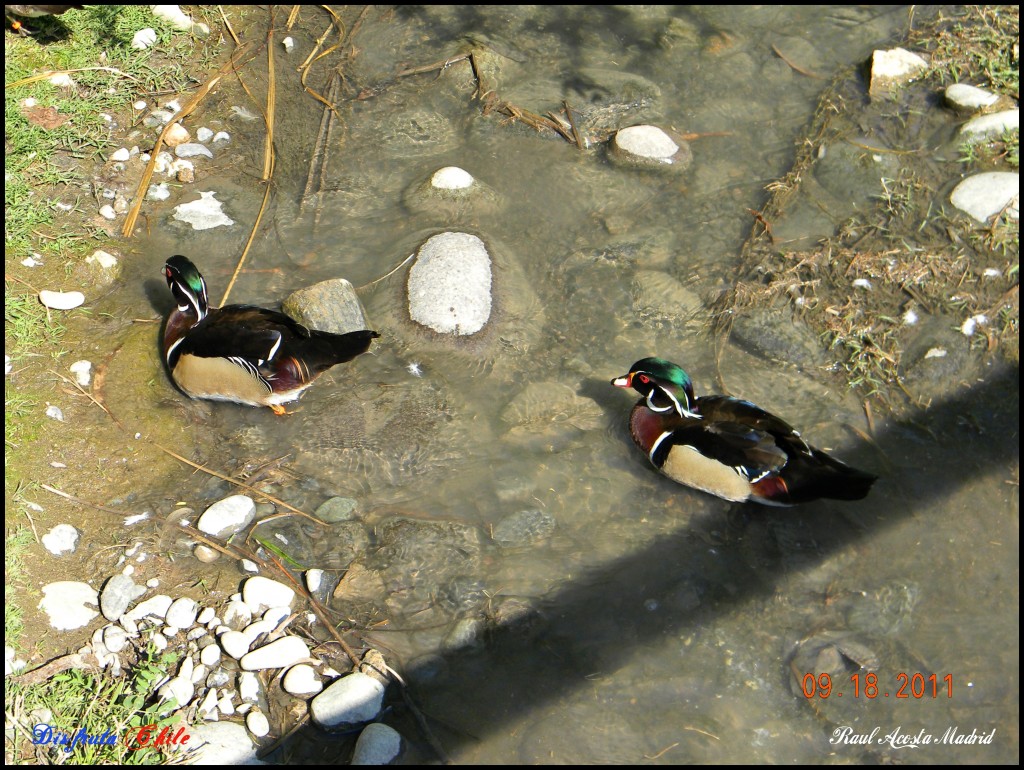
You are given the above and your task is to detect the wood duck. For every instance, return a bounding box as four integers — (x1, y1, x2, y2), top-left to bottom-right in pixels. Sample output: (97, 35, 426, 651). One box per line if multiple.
(163, 255, 379, 414)
(611, 357, 876, 505)
(5, 5, 82, 35)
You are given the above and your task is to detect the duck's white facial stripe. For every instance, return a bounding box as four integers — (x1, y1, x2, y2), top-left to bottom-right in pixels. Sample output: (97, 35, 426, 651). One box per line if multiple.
(178, 280, 207, 321)
(648, 384, 701, 419)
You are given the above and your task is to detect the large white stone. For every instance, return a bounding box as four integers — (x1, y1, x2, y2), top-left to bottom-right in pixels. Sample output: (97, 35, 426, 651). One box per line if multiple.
(614, 125, 679, 161)
(240, 635, 310, 671)
(869, 47, 927, 94)
(431, 166, 474, 190)
(960, 109, 1019, 143)
(282, 663, 323, 695)
(219, 630, 251, 660)
(188, 722, 263, 765)
(124, 594, 173, 623)
(39, 290, 85, 310)
(310, 672, 385, 728)
(165, 597, 198, 630)
(41, 524, 79, 556)
(197, 495, 256, 537)
(407, 232, 492, 335)
(950, 172, 1019, 224)
(158, 675, 195, 709)
(242, 576, 295, 611)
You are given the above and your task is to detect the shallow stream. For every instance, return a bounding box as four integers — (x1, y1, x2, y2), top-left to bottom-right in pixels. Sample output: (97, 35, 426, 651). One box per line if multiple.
(92, 6, 1017, 763)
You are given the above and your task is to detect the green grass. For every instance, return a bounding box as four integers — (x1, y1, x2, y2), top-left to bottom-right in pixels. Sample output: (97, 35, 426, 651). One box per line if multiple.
(5, 526, 188, 765)
(917, 6, 1019, 179)
(922, 6, 1019, 97)
(4, 5, 218, 263)
(5, 13, 222, 760)
(5, 645, 188, 764)
(5, 292, 67, 352)
(4, 527, 34, 643)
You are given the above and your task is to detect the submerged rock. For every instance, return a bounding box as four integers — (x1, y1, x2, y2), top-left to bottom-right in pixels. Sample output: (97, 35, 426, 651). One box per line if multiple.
(730, 307, 829, 369)
(352, 722, 403, 765)
(173, 191, 234, 230)
(402, 166, 501, 217)
(492, 508, 556, 548)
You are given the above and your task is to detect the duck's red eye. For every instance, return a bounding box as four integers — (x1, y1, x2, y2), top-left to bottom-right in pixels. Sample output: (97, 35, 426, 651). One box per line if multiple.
(638, 374, 649, 383)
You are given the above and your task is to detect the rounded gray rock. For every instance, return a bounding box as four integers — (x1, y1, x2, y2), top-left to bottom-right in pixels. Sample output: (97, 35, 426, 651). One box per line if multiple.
(944, 83, 999, 112)
(310, 671, 385, 728)
(612, 125, 692, 170)
(352, 723, 402, 765)
(100, 573, 147, 621)
(950, 172, 1019, 224)
(407, 232, 492, 336)
(282, 279, 371, 336)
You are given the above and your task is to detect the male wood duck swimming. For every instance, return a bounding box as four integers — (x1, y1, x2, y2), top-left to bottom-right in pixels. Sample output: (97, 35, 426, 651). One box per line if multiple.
(163, 255, 379, 414)
(611, 357, 876, 505)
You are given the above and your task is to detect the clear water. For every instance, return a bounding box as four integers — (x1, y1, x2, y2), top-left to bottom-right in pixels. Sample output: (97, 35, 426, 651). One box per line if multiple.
(105, 5, 1017, 764)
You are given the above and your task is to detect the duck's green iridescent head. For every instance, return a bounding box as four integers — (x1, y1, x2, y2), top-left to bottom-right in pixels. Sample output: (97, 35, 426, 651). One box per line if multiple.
(164, 254, 209, 320)
(611, 357, 698, 417)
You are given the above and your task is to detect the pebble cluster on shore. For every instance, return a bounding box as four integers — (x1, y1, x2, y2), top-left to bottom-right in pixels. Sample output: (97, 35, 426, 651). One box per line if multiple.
(20, 566, 402, 764)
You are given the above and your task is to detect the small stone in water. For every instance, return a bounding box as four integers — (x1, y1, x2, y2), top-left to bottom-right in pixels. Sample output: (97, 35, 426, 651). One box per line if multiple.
(615, 125, 679, 161)
(173, 191, 234, 230)
(45, 405, 64, 421)
(961, 314, 986, 336)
